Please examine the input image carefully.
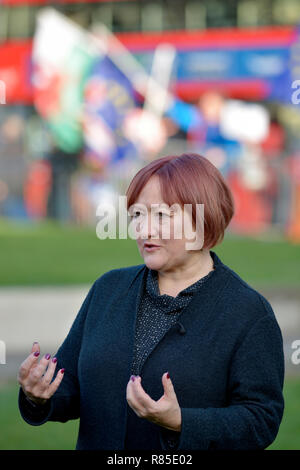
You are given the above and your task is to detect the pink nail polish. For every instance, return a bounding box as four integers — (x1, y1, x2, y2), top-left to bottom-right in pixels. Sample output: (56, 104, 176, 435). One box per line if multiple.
(166, 372, 170, 379)
(33, 351, 40, 357)
(60, 368, 65, 374)
(130, 375, 135, 382)
(45, 354, 51, 360)
(52, 357, 57, 363)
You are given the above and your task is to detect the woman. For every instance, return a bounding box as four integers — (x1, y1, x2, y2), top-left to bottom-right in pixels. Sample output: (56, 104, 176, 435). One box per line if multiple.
(18, 153, 284, 450)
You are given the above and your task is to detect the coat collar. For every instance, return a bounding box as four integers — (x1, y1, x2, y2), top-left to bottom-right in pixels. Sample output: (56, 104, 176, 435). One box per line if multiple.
(127, 250, 226, 294)
(125, 250, 228, 342)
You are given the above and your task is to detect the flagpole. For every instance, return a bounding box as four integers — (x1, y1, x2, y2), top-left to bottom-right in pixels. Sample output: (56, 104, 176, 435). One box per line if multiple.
(89, 23, 175, 113)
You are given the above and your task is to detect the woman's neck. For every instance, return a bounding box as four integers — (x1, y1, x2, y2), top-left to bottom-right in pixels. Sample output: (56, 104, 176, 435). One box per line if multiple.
(157, 251, 214, 297)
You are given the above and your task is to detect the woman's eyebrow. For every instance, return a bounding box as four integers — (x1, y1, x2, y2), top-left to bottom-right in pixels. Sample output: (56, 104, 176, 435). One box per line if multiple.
(133, 202, 167, 209)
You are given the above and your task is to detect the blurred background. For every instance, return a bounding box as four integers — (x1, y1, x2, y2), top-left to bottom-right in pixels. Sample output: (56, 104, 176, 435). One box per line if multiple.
(0, 0, 300, 450)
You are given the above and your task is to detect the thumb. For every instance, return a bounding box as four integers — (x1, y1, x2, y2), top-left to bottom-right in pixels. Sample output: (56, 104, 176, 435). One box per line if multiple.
(162, 371, 176, 399)
(31, 341, 40, 355)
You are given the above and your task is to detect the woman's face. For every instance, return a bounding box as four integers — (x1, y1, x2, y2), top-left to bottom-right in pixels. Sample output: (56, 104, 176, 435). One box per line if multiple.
(129, 176, 201, 272)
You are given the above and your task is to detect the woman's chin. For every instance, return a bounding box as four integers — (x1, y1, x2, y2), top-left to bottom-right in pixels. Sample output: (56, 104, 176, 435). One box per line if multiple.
(143, 253, 165, 270)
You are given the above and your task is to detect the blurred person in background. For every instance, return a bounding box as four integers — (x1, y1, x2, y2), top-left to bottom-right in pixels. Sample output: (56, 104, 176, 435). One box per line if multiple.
(0, 113, 28, 218)
(165, 91, 241, 178)
(259, 119, 286, 229)
(46, 145, 80, 222)
(17, 153, 284, 450)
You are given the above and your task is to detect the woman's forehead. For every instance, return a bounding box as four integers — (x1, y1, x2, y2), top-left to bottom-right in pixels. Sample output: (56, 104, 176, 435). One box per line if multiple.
(137, 177, 161, 195)
(132, 177, 181, 209)
(131, 201, 169, 209)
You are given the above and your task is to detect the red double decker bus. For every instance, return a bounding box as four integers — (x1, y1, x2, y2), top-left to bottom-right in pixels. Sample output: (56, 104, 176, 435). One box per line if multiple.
(0, 0, 298, 105)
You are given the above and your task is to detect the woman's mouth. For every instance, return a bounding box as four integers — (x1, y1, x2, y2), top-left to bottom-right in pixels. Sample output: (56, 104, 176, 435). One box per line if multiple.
(144, 243, 161, 252)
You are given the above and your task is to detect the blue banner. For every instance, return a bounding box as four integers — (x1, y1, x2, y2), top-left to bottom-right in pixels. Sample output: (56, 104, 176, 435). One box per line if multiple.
(82, 55, 138, 167)
(269, 27, 300, 105)
(136, 47, 289, 83)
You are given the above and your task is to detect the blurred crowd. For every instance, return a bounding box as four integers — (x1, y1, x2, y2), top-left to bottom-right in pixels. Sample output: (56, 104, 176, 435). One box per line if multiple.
(1, 89, 300, 244)
(1, 5, 300, 244)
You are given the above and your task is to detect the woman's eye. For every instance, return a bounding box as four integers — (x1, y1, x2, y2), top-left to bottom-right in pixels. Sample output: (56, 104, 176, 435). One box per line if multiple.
(129, 211, 170, 219)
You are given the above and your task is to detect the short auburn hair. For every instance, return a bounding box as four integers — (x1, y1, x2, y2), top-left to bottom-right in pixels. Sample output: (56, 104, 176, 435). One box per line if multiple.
(125, 153, 234, 250)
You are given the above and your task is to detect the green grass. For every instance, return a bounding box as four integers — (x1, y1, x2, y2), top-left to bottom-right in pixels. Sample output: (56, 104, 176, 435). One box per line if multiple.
(0, 378, 299, 450)
(0, 218, 299, 287)
(0, 218, 139, 286)
(0, 381, 78, 450)
(0, 218, 299, 449)
(268, 377, 300, 450)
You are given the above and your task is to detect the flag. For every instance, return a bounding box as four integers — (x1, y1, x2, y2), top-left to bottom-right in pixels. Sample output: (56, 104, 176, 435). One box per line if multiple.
(82, 55, 139, 168)
(32, 8, 98, 154)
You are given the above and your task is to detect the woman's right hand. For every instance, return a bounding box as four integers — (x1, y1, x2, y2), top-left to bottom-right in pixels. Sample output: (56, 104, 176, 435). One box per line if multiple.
(18, 342, 65, 406)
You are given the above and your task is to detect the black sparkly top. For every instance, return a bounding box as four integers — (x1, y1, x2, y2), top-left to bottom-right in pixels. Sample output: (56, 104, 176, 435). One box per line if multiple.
(130, 263, 216, 376)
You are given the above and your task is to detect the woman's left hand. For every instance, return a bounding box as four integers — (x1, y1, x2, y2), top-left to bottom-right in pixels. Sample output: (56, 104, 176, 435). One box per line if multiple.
(126, 372, 181, 432)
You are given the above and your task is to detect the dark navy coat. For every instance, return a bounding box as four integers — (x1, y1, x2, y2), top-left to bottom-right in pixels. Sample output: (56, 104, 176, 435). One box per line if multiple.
(19, 250, 285, 450)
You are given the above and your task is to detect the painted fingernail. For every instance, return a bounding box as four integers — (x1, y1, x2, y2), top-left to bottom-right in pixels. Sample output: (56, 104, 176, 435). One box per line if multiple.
(60, 369, 65, 374)
(33, 342, 38, 345)
(45, 354, 51, 360)
(33, 351, 40, 357)
(52, 357, 57, 363)
(130, 375, 135, 382)
(166, 372, 170, 379)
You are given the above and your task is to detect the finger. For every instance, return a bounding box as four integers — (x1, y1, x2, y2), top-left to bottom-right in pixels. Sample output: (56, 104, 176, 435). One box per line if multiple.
(31, 342, 40, 355)
(126, 377, 145, 417)
(41, 356, 58, 388)
(126, 376, 137, 404)
(126, 376, 144, 408)
(162, 371, 176, 399)
(130, 376, 157, 410)
(29, 342, 41, 372)
(27, 353, 52, 387)
(18, 349, 41, 382)
(47, 368, 65, 398)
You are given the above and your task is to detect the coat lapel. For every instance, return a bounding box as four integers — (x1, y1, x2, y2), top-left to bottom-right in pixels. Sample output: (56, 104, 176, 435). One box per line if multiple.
(104, 252, 229, 446)
(168, 252, 229, 334)
(113, 264, 148, 378)
(136, 251, 230, 376)
(109, 251, 229, 382)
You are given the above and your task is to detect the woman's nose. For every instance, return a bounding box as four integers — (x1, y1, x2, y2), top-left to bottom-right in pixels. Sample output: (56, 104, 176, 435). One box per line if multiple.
(139, 214, 159, 239)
